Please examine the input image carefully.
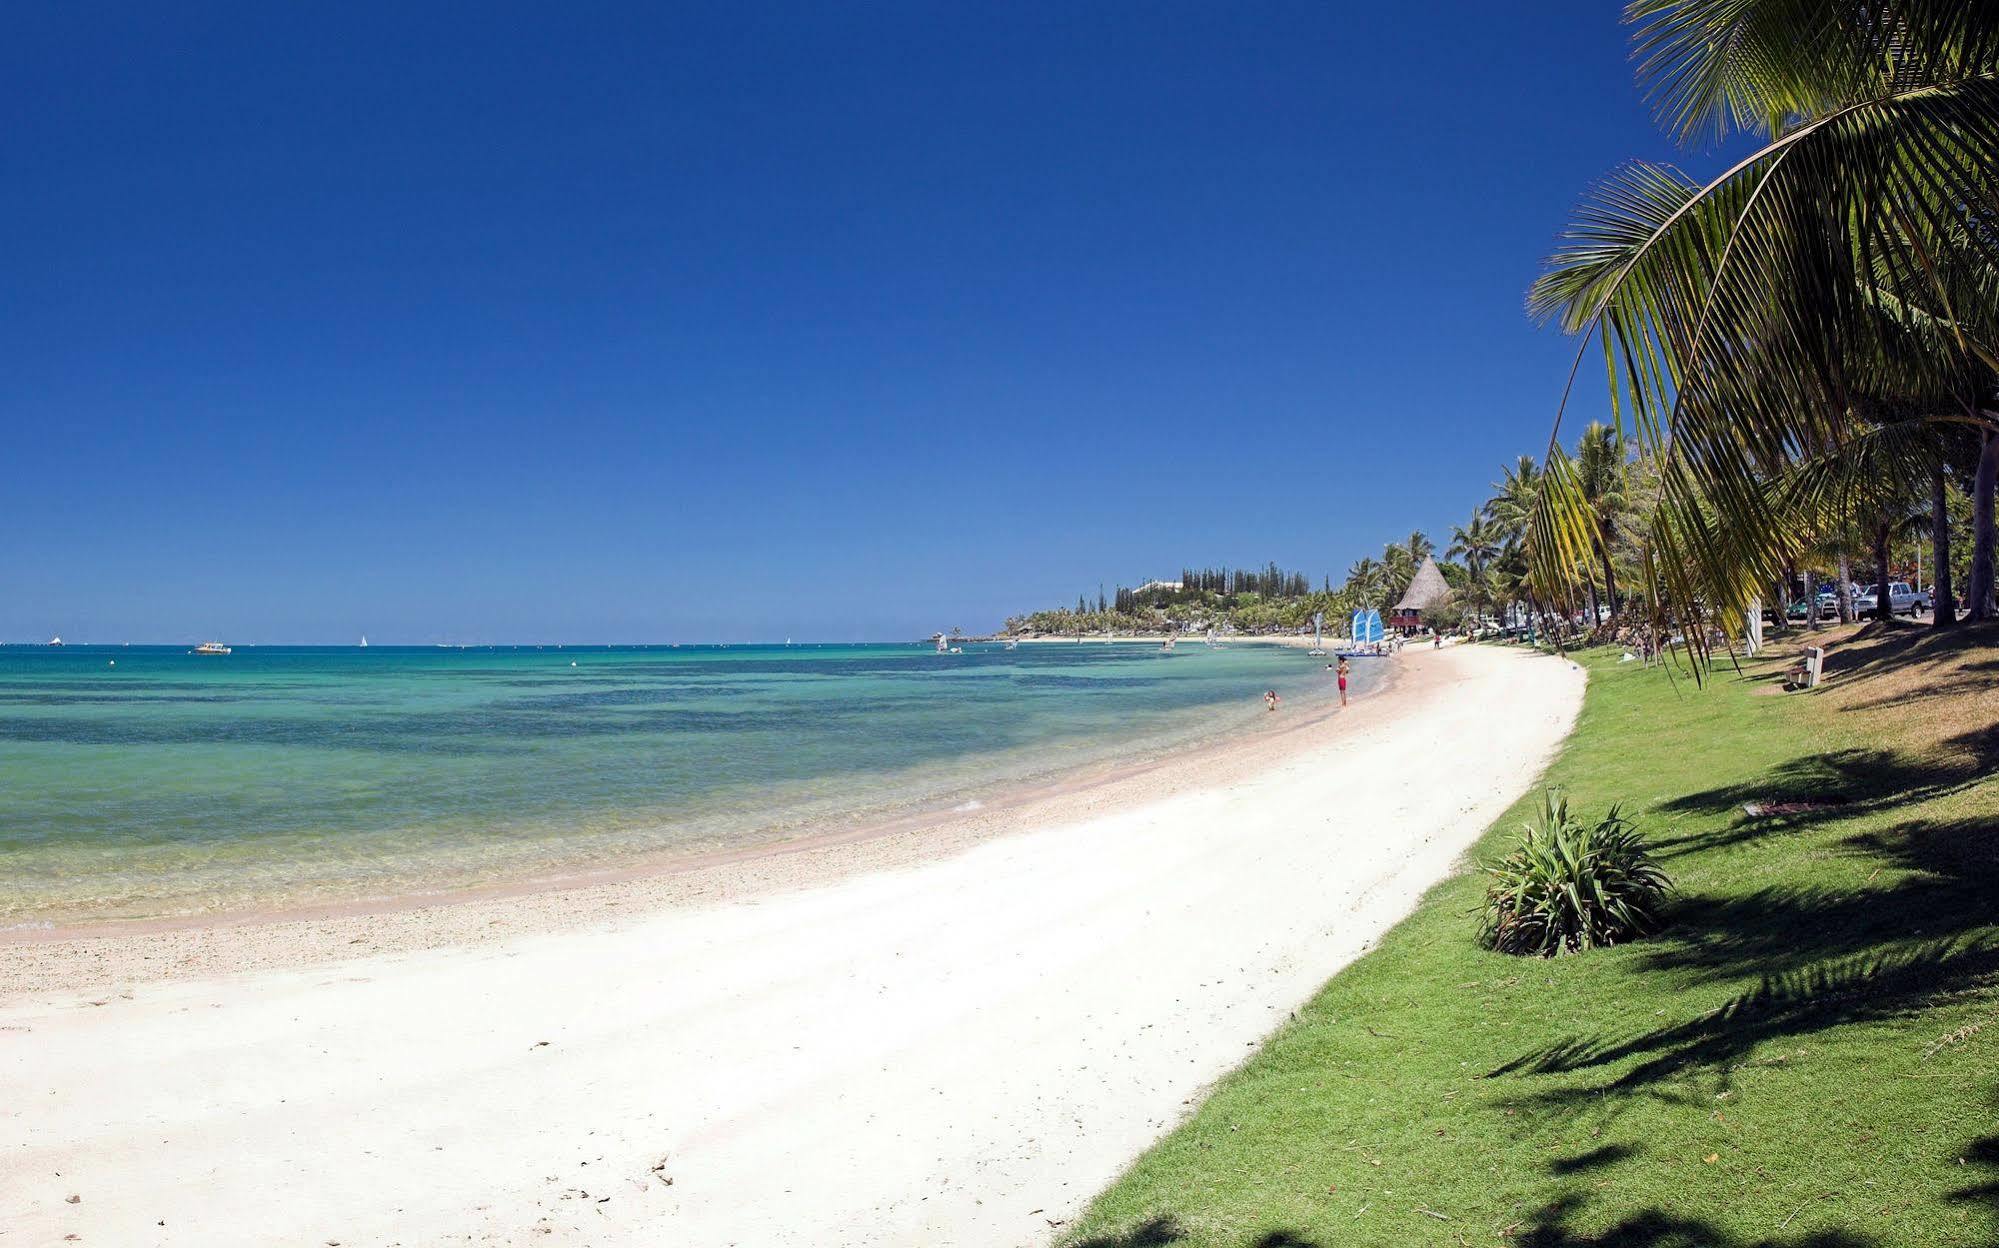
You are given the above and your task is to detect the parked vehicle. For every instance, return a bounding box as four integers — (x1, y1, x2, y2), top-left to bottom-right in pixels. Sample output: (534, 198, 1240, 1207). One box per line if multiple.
(1812, 583, 1869, 618)
(1858, 583, 1931, 616)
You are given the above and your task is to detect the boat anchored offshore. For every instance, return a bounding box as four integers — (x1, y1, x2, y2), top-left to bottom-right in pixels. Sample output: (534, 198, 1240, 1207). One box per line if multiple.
(193, 641, 232, 656)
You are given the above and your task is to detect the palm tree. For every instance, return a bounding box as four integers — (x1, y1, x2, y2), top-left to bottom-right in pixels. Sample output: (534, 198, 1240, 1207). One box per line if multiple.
(1486, 456, 1545, 626)
(1488, 456, 1541, 542)
(1527, 2, 1999, 659)
(1449, 512, 1501, 620)
(1380, 542, 1412, 603)
(1574, 422, 1630, 621)
(1345, 558, 1389, 610)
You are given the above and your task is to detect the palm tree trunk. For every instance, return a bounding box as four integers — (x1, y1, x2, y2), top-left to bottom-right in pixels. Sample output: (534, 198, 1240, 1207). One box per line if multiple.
(1803, 566, 1819, 631)
(1597, 543, 1619, 624)
(1970, 429, 1999, 622)
(1837, 553, 1854, 623)
(1873, 521, 1892, 622)
(1933, 462, 1956, 630)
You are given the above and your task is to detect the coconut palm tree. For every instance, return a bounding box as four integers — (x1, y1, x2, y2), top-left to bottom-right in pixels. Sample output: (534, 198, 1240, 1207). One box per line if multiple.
(1345, 557, 1389, 610)
(1485, 456, 1546, 626)
(1380, 542, 1413, 604)
(1449, 512, 1502, 620)
(1575, 422, 1631, 622)
(1488, 456, 1541, 541)
(1527, 1, 1999, 659)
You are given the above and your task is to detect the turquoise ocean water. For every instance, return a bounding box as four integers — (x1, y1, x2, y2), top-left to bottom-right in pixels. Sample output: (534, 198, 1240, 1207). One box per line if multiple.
(0, 641, 1369, 925)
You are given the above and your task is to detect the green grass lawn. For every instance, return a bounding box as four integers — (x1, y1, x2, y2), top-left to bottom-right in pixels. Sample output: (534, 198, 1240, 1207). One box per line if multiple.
(1065, 626, 1999, 1248)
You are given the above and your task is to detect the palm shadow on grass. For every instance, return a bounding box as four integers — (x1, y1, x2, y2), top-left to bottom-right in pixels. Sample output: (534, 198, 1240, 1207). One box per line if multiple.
(1654, 726, 1997, 838)
(1493, 795, 1999, 1100)
(1073, 1217, 1185, 1248)
(1810, 621, 1999, 684)
(1490, 935, 1999, 1099)
(1634, 815, 1998, 985)
(1487, 632, 1999, 1245)
(1072, 1219, 1329, 1248)
(1512, 1107, 1997, 1247)
(1501, 743, 1999, 1091)
(1512, 1192, 1878, 1247)
(1948, 1133, 1999, 1216)
(1496, 719, 1998, 1241)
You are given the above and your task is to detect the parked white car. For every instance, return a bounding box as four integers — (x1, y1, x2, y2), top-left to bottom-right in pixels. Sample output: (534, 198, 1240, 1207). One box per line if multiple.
(1813, 583, 1861, 617)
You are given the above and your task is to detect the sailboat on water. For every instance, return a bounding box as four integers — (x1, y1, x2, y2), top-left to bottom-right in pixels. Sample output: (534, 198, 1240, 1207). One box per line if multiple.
(1307, 610, 1326, 657)
(359, 635, 368, 648)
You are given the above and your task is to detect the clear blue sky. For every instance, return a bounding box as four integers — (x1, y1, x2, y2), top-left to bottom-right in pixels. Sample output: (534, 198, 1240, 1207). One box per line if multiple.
(4, 3, 1712, 643)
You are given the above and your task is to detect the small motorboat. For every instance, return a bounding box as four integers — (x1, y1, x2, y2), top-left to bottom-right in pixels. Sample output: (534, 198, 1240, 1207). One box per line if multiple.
(193, 641, 232, 656)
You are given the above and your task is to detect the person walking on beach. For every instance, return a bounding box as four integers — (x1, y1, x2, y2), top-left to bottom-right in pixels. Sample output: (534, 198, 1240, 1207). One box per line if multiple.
(1336, 658, 1349, 707)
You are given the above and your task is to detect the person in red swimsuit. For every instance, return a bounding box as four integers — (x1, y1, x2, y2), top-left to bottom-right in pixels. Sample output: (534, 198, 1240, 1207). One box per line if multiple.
(1336, 657, 1350, 707)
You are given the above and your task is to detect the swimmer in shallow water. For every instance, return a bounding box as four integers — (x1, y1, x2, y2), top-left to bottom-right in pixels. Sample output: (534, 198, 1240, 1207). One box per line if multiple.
(1264, 689, 1279, 712)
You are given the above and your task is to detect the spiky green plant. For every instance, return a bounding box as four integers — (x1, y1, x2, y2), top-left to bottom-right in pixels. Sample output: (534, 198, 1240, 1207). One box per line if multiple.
(1477, 791, 1671, 957)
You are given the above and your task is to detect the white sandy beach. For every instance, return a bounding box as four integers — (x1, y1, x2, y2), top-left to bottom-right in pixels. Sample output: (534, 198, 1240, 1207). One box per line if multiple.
(2, 643, 1583, 1247)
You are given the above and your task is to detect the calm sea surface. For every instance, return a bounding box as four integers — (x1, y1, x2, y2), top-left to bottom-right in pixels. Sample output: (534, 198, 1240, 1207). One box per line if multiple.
(0, 641, 1371, 925)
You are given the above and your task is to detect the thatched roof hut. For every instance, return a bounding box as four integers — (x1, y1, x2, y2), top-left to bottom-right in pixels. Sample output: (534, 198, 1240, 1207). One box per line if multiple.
(1389, 556, 1451, 629)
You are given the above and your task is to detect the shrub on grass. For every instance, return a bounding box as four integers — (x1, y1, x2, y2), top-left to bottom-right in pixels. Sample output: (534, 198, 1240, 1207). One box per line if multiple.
(1477, 791, 1670, 956)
